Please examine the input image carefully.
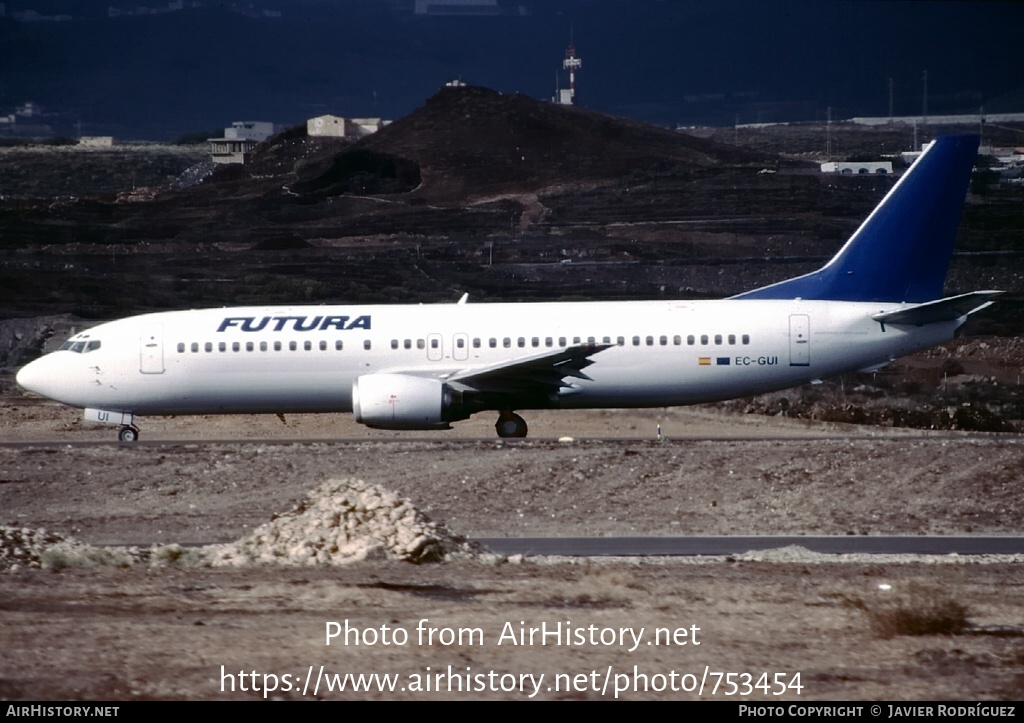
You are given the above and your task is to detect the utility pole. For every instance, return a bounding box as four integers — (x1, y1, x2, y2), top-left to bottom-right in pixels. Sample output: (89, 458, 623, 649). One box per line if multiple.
(826, 106, 832, 157)
(922, 70, 928, 126)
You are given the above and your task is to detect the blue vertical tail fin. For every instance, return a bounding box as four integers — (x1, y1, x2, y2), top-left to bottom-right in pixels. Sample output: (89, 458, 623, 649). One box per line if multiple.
(734, 134, 979, 303)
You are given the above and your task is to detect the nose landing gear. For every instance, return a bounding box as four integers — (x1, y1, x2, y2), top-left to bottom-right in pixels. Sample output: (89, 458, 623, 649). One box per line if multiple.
(117, 425, 140, 443)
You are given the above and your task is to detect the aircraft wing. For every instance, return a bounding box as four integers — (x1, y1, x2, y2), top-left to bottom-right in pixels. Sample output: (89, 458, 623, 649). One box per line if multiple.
(872, 291, 1003, 326)
(445, 343, 614, 394)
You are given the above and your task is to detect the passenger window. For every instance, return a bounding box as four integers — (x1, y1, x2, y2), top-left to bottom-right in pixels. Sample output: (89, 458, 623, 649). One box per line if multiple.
(700, 335, 708, 345)
(191, 342, 199, 353)
(673, 335, 681, 345)
(587, 336, 595, 344)
(687, 335, 695, 345)
(404, 339, 412, 349)
(573, 336, 581, 344)
(259, 341, 268, 352)
(503, 338, 511, 348)
(289, 341, 297, 351)
(417, 339, 425, 350)
(364, 340, 372, 350)
(489, 338, 497, 348)
(660, 336, 668, 346)
(232, 342, 240, 352)
(531, 337, 539, 347)
(246, 342, 254, 352)
(602, 336, 611, 344)
(742, 334, 750, 345)
(205, 342, 213, 352)
(320, 341, 327, 351)
(391, 339, 399, 350)
(559, 337, 566, 347)
(274, 341, 281, 351)
(728, 334, 736, 345)
(617, 336, 625, 346)
(545, 337, 553, 347)
(457, 338, 466, 349)
(472, 338, 480, 348)
(431, 338, 439, 349)
(304, 341, 312, 351)
(177, 343, 185, 353)
(336, 340, 343, 351)
(646, 336, 654, 346)
(517, 337, 525, 348)
(632, 336, 641, 346)
(714, 335, 722, 345)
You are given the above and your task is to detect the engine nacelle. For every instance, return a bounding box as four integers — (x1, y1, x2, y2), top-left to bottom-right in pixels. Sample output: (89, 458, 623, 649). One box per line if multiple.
(352, 373, 454, 430)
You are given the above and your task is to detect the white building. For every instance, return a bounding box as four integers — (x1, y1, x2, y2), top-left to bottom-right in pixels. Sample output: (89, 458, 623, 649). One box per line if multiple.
(208, 121, 275, 164)
(307, 115, 385, 138)
(209, 138, 259, 164)
(224, 121, 275, 141)
(820, 161, 892, 175)
(78, 136, 114, 148)
(415, 0, 499, 15)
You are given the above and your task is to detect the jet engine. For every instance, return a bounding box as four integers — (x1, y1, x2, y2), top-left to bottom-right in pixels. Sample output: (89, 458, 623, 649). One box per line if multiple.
(352, 373, 459, 430)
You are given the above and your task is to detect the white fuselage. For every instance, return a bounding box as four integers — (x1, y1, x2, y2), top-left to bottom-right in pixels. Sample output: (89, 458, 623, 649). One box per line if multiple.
(17, 298, 957, 418)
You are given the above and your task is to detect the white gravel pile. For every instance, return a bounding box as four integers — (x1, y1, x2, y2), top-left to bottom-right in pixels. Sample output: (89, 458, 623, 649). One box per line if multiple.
(203, 478, 480, 566)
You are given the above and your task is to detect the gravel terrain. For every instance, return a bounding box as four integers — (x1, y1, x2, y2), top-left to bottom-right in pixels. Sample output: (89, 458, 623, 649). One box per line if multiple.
(1, 403, 1022, 701)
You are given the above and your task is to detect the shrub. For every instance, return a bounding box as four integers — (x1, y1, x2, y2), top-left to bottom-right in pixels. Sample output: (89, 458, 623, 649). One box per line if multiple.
(843, 582, 971, 638)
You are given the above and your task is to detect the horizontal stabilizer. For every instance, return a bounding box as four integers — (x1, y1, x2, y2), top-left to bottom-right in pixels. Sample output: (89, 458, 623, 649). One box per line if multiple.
(871, 291, 1003, 326)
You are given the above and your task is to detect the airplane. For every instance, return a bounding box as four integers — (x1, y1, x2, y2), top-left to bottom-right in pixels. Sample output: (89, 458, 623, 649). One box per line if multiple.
(16, 134, 1000, 442)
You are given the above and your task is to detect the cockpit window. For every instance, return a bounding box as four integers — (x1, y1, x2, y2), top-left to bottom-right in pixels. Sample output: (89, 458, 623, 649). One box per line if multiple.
(59, 340, 101, 353)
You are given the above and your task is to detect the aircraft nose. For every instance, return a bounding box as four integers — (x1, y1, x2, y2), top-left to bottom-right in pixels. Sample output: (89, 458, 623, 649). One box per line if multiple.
(16, 355, 64, 400)
(16, 358, 42, 394)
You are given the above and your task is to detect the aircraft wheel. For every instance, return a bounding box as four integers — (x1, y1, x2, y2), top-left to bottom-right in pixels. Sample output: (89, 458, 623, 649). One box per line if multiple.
(118, 425, 140, 443)
(495, 412, 528, 438)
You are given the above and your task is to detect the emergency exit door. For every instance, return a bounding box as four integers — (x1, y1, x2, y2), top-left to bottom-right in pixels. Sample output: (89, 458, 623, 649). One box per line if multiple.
(789, 314, 810, 367)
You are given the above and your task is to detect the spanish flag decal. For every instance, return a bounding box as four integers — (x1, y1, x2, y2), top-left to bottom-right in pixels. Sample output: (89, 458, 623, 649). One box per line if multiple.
(698, 357, 711, 366)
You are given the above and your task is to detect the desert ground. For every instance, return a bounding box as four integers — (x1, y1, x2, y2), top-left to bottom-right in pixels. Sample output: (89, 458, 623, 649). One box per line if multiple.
(0, 95, 1021, 701)
(1, 402, 1022, 701)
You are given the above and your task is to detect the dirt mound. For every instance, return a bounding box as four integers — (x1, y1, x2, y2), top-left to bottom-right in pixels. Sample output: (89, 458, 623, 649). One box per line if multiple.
(356, 85, 772, 201)
(4, 480, 482, 570)
(737, 396, 1017, 432)
(203, 478, 480, 566)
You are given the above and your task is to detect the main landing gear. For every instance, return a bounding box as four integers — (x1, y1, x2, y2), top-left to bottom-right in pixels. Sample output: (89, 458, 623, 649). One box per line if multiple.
(117, 424, 140, 443)
(495, 410, 528, 438)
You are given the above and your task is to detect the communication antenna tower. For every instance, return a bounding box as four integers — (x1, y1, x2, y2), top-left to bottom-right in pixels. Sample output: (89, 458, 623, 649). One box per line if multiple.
(560, 30, 581, 105)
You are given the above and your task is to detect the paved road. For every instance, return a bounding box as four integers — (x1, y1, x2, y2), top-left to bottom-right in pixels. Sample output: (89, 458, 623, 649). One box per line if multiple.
(475, 536, 1024, 556)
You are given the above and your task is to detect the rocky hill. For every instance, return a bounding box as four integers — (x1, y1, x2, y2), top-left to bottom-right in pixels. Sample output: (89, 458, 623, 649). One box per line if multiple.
(0, 86, 1020, 333)
(349, 86, 770, 201)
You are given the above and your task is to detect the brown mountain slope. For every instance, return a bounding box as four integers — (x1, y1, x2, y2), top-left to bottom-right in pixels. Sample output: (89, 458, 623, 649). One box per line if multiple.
(295, 85, 773, 202)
